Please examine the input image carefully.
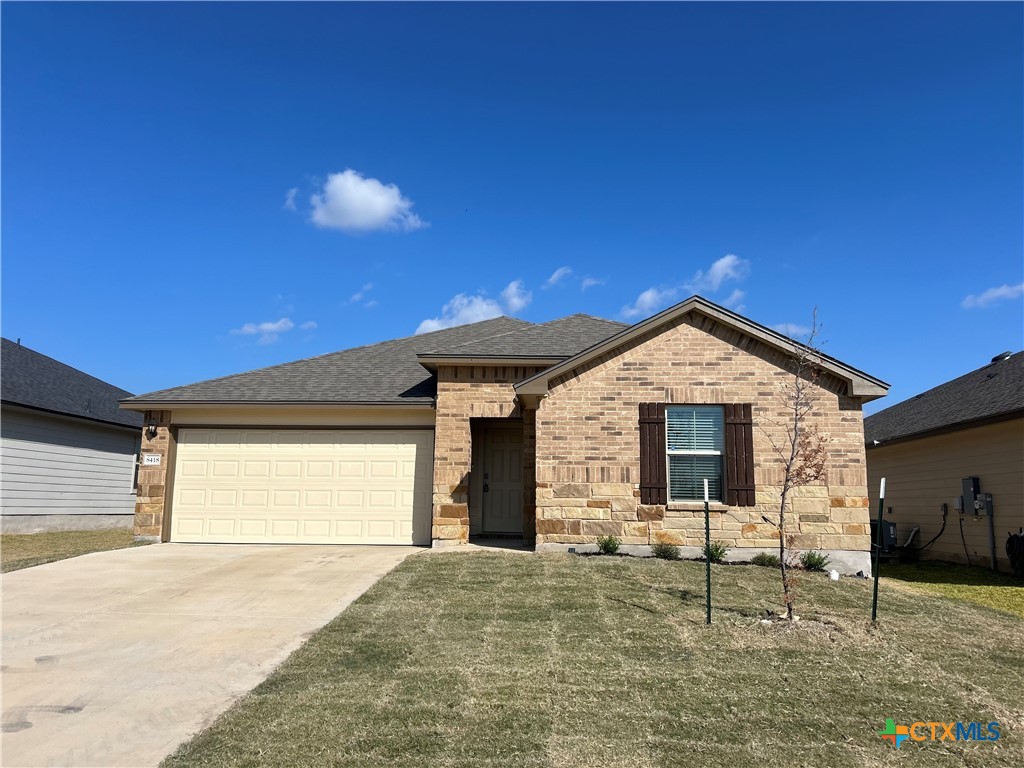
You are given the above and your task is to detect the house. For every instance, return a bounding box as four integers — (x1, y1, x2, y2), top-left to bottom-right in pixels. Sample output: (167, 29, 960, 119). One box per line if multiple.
(121, 297, 889, 573)
(865, 351, 1023, 573)
(1, 338, 143, 533)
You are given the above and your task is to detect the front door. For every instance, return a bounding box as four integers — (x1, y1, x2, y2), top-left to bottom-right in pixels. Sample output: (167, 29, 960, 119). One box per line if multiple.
(480, 426, 524, 535)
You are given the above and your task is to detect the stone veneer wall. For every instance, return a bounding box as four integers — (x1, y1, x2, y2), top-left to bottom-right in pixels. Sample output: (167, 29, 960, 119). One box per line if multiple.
(534, 312, 871, 553)
(431, 365, 545, 544)
(522, 408, 537, 542)
(133, 409, 173, 540)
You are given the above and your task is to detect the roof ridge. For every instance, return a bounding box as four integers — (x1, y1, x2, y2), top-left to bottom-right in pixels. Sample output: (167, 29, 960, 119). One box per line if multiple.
(436, 316, 573, 352)
(420, 317, 549, 354)
(433, 313, 625, 353)
(559, 313, 628, 326)
(1, 338, 134, 397)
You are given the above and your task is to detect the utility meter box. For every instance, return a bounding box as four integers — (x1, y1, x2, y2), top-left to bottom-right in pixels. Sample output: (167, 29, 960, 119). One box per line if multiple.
(977, 493, 994, 517)
(870, 519, 898, 553)
(961, 476, 980, 508)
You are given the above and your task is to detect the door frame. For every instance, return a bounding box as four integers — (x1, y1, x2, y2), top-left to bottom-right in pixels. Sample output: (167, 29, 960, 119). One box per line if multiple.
(469, 418, 525, 538)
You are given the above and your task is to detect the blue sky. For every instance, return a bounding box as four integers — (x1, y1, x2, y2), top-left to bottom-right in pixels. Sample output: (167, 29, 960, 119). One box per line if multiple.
(2, 2, 1021, 414)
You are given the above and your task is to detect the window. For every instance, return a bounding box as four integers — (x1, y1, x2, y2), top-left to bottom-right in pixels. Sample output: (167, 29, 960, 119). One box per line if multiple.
(666, 406, 723, 502)
(132, 435, 141, 491)
(639, 402, 754, 507)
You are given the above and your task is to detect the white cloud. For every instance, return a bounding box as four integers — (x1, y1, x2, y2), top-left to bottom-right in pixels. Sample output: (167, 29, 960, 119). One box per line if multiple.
(501, 279, 532, 313)
(310, 169, 425, 233)
(962, 283, 1024, 309)
(416, 294, 504, 334)
(283, 187, 298, 211)
(721, 289, 746, 312)
(544, 266, 573, 288)
(300, 321, 318, 330)
(685, 254, 751, 293)
(581, 277, 605, 291)
(230, 317, 295, 345)
(415, 279, 533, 334)
(621, 287, 677, 319)
(349, 283, 373, 304)
(772, 322, 812, 339)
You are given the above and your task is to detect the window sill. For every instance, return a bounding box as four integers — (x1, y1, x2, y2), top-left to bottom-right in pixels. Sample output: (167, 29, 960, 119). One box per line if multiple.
(667, 502, 730, 513)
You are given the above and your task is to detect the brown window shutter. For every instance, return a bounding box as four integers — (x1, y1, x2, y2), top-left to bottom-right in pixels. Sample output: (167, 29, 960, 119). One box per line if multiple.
(725, 404, 755, 506)
(639, 403, 667, 505)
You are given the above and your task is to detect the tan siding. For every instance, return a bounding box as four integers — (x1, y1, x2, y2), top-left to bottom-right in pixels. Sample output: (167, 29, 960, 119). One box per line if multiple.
(866, 418, 1024, 572)
(169, 407, 435, 427)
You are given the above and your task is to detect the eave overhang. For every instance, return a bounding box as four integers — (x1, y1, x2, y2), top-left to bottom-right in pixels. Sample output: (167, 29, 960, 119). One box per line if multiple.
(119, 400, 436, 412)
(513, 296, 890, 402)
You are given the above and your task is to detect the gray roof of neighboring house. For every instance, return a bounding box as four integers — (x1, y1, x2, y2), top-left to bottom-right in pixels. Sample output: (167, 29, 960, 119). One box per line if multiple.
(864, 351, 1024, 444)
(1, 338, 143, 429)
(421, 314, 629, 358)
(122, 316, 542, 406)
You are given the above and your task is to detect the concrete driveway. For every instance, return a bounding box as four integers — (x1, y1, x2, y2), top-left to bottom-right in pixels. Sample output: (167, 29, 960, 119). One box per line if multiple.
(1, 543, 418, 767)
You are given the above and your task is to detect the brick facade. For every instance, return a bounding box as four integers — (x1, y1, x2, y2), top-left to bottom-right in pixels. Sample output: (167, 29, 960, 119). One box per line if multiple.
(534, 313, 871, 553)
(133, 409, 174, 541)
(431, 365, 545, 544)
(133, 313, 872, 558)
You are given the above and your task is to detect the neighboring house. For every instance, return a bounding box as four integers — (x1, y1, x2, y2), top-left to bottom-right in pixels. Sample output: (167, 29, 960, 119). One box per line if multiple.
(865, 351, 1023, 573)
(1, 338, 143, 533)
(121, 297, 888, 573)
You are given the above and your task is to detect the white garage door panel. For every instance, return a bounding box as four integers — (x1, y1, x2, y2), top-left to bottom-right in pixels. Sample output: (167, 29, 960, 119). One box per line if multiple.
(171, 429, 433, 544)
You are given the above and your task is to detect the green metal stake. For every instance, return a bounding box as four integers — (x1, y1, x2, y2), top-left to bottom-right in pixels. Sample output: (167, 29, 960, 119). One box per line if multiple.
(704, 478, 711, 625)
(871, 477, 886, 623)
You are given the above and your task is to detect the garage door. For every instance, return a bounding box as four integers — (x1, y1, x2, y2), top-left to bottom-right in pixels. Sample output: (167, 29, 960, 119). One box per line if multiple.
(170, 429, 433, 544)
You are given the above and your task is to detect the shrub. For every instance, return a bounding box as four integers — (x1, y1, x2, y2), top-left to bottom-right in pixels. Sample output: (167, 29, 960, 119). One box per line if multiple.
(703, 540, 729, 564)
(751, 552, 781, 568)
(651, 542, 682, 560)
(596, 535, 620, 555)
(800, 550, 831, 572)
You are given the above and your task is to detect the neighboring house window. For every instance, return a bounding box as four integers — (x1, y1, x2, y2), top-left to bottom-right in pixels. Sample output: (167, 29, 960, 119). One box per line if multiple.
(665, 405, 724, 502)
(132, 435, 141, 491)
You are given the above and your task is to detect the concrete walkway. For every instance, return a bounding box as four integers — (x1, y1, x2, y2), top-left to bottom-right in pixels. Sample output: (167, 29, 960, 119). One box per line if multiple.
(1, 543, 418, 767)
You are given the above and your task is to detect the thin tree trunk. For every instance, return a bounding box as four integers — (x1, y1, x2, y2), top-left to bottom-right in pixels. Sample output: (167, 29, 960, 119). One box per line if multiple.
(766, 308, 825, 623)
(779, 373, 802, 621)
(778, 487, 793, 620)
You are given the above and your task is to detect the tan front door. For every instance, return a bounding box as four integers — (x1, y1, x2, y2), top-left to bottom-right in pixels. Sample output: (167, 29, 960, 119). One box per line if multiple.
(480, 425, 523, 535)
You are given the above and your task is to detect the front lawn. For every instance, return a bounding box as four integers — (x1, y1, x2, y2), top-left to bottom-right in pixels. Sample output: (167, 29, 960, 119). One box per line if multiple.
(166, 553, 1022, 768)
(881, 560, 1024, 617)
(0, 527, 145, 572)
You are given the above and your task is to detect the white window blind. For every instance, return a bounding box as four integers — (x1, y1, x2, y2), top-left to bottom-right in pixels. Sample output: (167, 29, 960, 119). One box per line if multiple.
(666, 406, 724, 501)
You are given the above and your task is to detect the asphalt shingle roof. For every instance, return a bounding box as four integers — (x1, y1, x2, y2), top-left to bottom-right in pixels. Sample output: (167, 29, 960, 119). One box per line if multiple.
(864, 351, 1024, 444)
(123, 317, 538, 406)
(1, 338, 143, 429)
(423, 314, 628, 358)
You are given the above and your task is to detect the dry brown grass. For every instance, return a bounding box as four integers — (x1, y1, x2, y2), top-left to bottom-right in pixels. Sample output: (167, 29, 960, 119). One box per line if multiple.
(165, 552, 1023, 768)
(0, 528, 146, 572)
